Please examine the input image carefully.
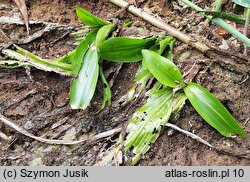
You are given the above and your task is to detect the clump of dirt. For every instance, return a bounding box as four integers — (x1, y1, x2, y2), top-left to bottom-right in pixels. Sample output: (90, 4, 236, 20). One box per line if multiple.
(0, 0, 249, 166)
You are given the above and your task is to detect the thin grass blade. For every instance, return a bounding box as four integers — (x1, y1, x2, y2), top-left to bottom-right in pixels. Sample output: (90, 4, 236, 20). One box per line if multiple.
(203, 11, 245, 24)
(99, 66, 112, 110)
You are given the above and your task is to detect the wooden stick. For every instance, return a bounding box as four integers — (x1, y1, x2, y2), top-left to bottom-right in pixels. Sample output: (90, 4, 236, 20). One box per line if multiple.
(109, 0, 210, 53)
(0, 114, 122, 145)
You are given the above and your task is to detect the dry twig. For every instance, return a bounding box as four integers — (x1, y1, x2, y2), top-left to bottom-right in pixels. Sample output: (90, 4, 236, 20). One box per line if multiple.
(0, 114, 122, 145)
(166, 123, 213, 148)
(14, 0, 29, 35)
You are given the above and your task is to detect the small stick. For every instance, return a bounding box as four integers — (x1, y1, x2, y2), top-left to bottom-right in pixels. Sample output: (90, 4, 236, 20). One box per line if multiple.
(109, 0, 250, 63)
(166, 123, 213, 148)
(109, 0, 210, 53)
(0, 114, 122, 145)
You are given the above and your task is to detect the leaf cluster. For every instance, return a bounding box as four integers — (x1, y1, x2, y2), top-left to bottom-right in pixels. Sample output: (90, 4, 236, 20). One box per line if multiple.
(1, 7, 247, 165)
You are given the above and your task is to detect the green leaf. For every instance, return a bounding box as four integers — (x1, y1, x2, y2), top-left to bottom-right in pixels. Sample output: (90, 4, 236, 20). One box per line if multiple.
(128, 37, 175, 100)
(96, 24, 116, 45)
(14, 45, 72, 71)
(70, 49, 99, 110)
(99, 66, 112, 110)
(2, 49, 72, 76)
(142, 49, 183, 88)
(203, 11, 245, 24)
(99, 37, 157, 62)
(72, 29, 98, 76)
(184, 82, 247, 138)
(76, 7, 109, 27)
(233, 0, 250, 8)
(125, 83, 173, 164)
(52, 49, 76, 64)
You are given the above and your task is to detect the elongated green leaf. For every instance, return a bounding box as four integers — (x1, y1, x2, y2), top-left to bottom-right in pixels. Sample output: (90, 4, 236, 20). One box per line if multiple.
(184, 82, 247, 138)
(233, 0, 250, 8)
(2, 49, 72, 76)
(99, 66, 112, 110)
(72, 29, 98, 76)
(203, 11, 245, 24)
(70, 49, 99, 109)
(142, 49, 183, 88)
(99, 37, 156, 62)
(14, 45, 72, 71)
(76, 7, 109, 27)
(96, 24, 116, 45)
(125, 83, 173, 164)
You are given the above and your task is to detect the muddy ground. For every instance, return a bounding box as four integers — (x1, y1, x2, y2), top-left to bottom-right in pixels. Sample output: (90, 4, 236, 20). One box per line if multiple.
(0, 0, 249, 166)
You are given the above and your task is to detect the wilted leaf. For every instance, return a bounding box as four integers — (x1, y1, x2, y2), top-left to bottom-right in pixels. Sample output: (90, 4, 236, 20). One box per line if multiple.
(70, 49, 99, 110)
(125, 83, 173, 164)
(76, 7, 109, 27)
(184, 82, 247, 138)
(14, 45, 72, 71)
(2, 49, 72, 76)
(127, 66, 152, 100)
(215, 27, 229, 37)
(72, 29, 98, 76)
(142, 49, 183, 88)
(99, 37, 156, 62)
(99, 66, 112, 110)
(0, 60, 30, 68)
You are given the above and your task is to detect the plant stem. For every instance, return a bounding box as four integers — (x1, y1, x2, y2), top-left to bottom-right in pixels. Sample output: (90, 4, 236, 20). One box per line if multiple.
(243, 8, 250, 55)
(109, 0, 210, 53)
(181, 0, 250, 46)
(213, 0, 224, 11)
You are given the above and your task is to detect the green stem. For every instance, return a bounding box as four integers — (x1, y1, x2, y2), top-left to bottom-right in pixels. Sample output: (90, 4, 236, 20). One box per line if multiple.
(181, 0, 250, 46)
(213, 0, 224, 11)
(243, 8, 250, 54)
(244, 8, 250, 40)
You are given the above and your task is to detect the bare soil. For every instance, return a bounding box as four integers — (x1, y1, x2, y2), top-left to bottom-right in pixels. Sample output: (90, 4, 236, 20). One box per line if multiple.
(0, 0, 249, 166)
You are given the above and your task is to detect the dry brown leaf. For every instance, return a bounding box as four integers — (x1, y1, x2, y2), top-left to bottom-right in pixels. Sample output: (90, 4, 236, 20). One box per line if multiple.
(215, 27, 229, 37)
(14, 0, 29, 35)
